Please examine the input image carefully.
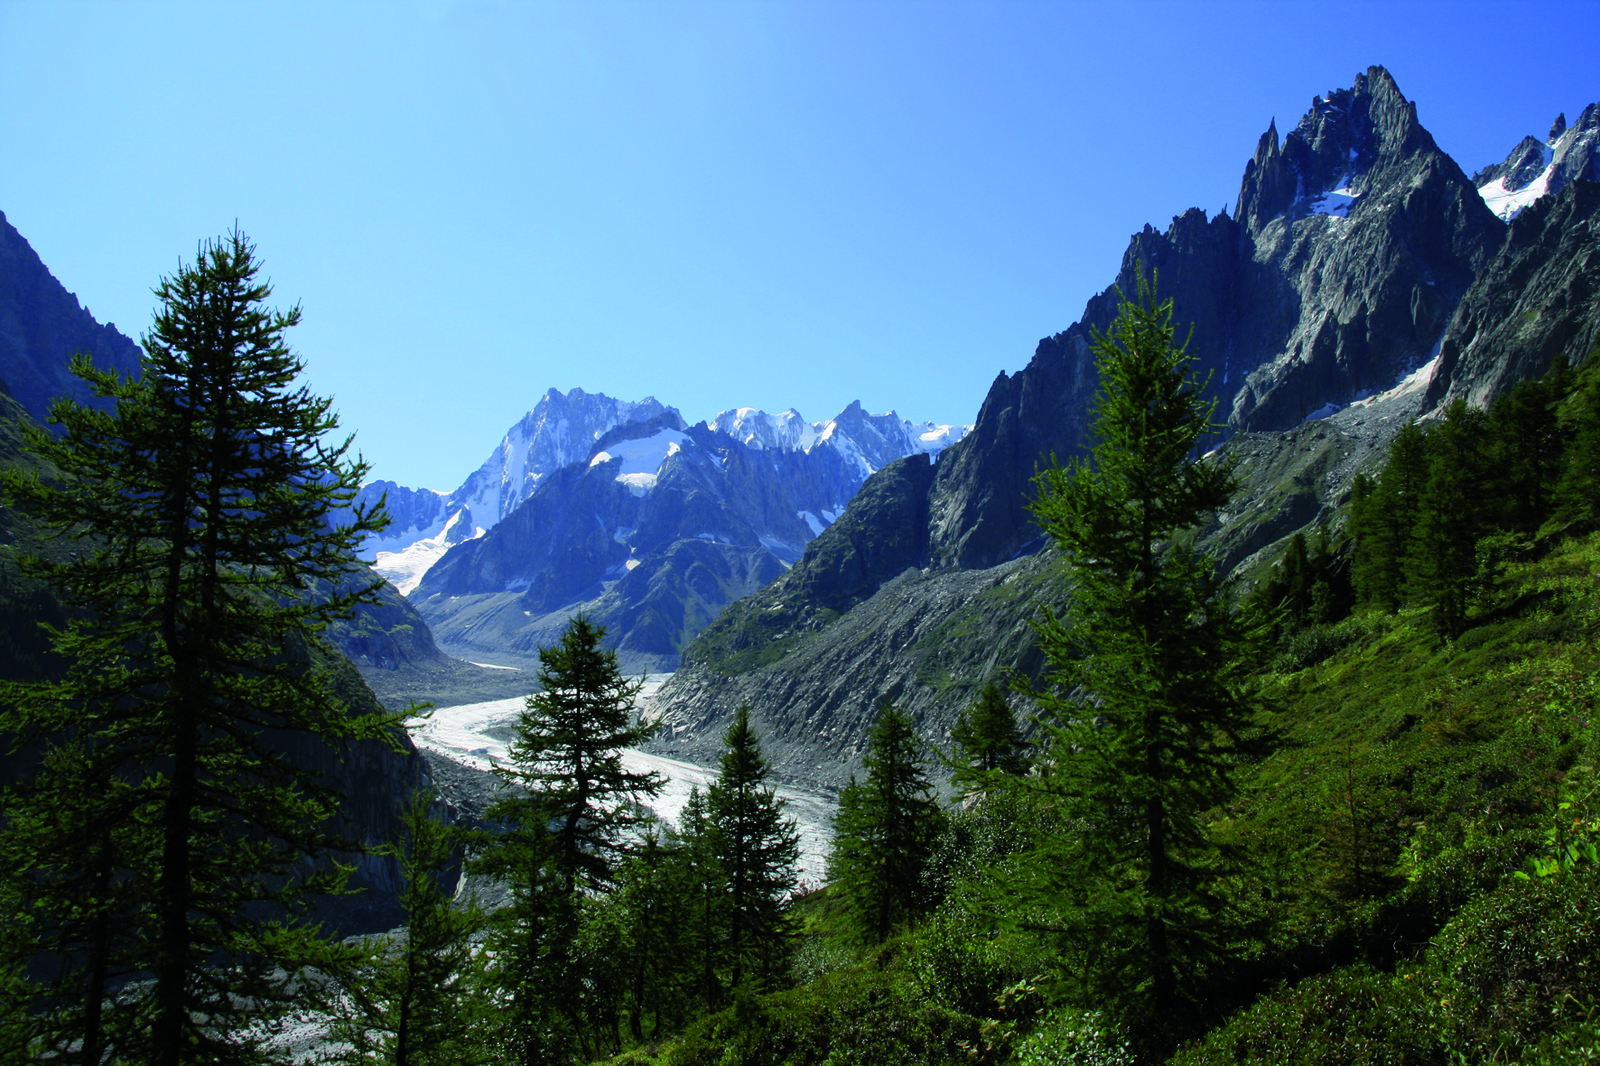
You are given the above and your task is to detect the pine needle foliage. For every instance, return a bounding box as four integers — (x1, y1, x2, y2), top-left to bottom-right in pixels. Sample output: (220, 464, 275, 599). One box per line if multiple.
(707, 705, 801, 991)
(827, 700, 943, 945)
(948, 682, 1028, 796)
(472, 614, 663, 1065)
(1019, 273, 1260, 1038)
(0, 230, 399, 1065)
(325, 790, 487, 1066)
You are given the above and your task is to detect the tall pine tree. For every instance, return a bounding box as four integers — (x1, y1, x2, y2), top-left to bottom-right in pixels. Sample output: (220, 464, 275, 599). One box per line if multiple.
(0, 231, 396, 1065)
(826, 700, 942, 944)
(1020, 273, 1258, 1040)
(707, 705, 800, 991)
(472, 615, 662, 1065)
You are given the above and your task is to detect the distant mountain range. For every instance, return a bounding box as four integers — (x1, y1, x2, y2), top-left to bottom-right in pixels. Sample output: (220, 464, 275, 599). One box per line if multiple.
(345, 389, 969, 672)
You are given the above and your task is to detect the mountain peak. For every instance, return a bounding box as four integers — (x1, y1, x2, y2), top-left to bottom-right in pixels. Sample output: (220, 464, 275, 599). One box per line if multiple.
(1550, 112, 1568, 142)
(1236, 65, 1443, 235)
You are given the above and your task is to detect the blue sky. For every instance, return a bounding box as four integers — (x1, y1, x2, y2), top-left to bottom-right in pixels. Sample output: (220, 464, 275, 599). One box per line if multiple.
(2, 0, 1596, 489)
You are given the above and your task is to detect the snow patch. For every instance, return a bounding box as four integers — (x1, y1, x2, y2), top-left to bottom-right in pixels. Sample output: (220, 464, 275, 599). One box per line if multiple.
(589, 429, 690, 476)
(617, 471, 658, 496)
(798, 510, 826, 537)
(1345, 345, 1444, 411)
(370, 509, 482, 596)
(1478, 158, 1554, 221)
(1303, 401, 1341, 423)
(624, 558, 641, 571)
(1308, 177, 1360, 218)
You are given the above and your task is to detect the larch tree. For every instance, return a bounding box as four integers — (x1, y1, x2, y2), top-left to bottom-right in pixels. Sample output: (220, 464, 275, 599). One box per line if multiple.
(325, 790, 487, 1066)
(472, 614, 662, 1065)
(1019, 273, 1259, 1039)
(0, 230, 397, 1065)
(948, 682, 1028, 796)
(707, 704, 800, 990)
(826, 700, 942, 944)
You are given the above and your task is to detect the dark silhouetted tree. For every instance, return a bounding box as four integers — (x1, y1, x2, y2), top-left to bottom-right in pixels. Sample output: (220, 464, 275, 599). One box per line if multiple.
(707, 705, 800, 990)
(0, 231, 396, 1065)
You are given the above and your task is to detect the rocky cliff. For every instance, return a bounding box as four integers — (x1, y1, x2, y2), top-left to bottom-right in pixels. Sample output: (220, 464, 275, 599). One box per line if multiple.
(645, 68, 1600, 791)
(0, 210, 144, 424)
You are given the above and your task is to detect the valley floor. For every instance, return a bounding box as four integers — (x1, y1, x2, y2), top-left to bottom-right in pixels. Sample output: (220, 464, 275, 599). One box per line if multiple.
(409, 689, 839, 883)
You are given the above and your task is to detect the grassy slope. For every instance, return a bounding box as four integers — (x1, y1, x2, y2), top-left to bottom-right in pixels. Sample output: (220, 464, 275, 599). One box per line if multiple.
(605, 528, 1600, 1065)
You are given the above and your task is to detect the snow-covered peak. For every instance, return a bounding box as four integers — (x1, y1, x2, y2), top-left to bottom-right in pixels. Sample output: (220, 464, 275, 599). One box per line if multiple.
(709, 401, 972, 479)
(449, 388, 676, 527)
(359, 390, 972, 596)
(711, 406, 824, 452)
(1476, 103, 1600, 221)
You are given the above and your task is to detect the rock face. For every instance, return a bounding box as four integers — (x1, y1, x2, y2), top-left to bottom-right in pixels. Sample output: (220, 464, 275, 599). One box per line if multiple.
(646, 69, 1600, 791)
(0, 211, 144, 423)
(1428, 178, 1600, 411)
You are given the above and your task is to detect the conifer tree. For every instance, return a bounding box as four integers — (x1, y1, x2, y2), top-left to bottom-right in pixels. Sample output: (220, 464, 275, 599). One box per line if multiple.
(676, 785, 730, 1013)
(1350, 420, 1429, 610)
(603, 828, 694, 1042)
(826, 700, 942, 944)
(1556, 351, 1600, 520)
(1021, 274, 1258, 1036)
(1410, 400, 1491, 638)
(472, 615, 662, 1065)
(326, 790, 487, 1066)
(1489, 370, 1567, 532)
(707, 705, 800, 990)
(0, 231, 396, 1064)
(948, 682, 1028, 796)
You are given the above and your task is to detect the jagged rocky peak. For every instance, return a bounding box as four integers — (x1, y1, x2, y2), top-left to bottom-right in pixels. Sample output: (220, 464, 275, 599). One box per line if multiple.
(1236, 65, 1435, 233)
(0, 211, 145, 423)
(1475, 102, 1600, 221)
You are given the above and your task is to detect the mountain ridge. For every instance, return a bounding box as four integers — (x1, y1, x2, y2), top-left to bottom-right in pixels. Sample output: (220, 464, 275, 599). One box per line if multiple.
(643, 66, 1600, 790)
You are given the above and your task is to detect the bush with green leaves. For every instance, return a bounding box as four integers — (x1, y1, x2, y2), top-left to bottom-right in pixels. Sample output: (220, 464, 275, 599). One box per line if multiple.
(1013, 1008, 1136, 1066)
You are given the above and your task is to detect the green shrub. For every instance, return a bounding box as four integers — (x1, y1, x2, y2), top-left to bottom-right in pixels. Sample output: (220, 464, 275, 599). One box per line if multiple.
(656, 961, 983, 1066)
(1012, 1007, 1135, 1066)
(1519, 1019, 1600, 1064)
(1430, 865, 1600, 1056)
(1170, 963, 1451, 1065)
(905, 908, 1041, 1018)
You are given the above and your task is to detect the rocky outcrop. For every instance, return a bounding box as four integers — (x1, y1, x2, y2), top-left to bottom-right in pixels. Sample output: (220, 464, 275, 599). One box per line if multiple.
(0, 210, 144, 422)
(1427, 179, 1600, 410)
(1474, 104, 1600, 222)
(1228, 66, 1501, 430)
